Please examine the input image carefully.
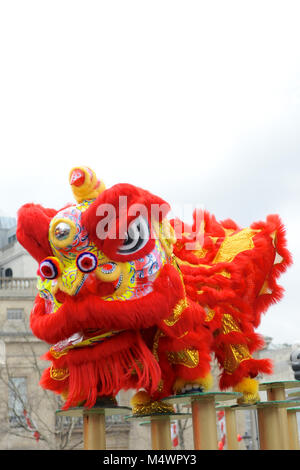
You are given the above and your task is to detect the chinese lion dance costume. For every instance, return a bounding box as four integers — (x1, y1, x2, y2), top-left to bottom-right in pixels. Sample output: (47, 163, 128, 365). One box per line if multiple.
(17, 166, 292, 414)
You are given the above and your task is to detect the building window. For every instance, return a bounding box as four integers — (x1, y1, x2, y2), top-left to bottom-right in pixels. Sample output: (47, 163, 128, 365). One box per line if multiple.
(5, 268, 13, 277)
(8, 377, 27, 426)
(0, 340, 5, 365)
(7, 308, 24, 320)
(8, 234, 17, 244)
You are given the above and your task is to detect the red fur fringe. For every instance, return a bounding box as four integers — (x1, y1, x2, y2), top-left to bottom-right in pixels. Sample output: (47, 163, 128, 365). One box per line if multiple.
(17, 204, 58, 262)
(173, 211, 292, 389)
(219, 358, 273, 389)
(41, 331, 161, 409)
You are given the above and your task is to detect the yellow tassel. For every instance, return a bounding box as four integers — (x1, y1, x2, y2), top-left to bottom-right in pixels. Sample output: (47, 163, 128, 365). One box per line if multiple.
(233, 377, 258, 394)
(130, 390, 151, 407)
(195, 372, 214, 391)
(234, 377, 260, 404)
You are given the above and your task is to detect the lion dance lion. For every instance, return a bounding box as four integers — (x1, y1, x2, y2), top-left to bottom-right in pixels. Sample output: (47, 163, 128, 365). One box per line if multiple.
(16, 166, 292, 414)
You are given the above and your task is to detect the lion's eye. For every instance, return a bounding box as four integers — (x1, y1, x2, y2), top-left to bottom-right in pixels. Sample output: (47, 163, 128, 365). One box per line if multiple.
(54, 222, 71, 241)
(117, 216, 150, 255)
(50, 218, 77, 249)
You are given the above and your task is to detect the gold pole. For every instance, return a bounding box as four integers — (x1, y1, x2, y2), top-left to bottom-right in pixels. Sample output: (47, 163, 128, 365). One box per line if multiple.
(150, 417, 172, 450)
(224, 408, 239, 450)
(83, 412, 106, 450)
(287, 409, 300, 450)
(192, 398, 218, 450)
(267, 386, 289, 450)
(257, 406, 281, 450)
(83, 414, 89, 450)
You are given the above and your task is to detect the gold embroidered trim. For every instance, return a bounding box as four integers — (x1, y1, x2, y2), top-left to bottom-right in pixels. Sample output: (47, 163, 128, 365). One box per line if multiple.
(222, 313, 241, 334)
(270, 231, 277, 247)
(223, 344, 251, 374)
(213, 228, 258, 264)
(204, 307, 215, 322)
(157, 379, 164, 392)
(193, 247, 208, 258)
(217, 270, 231, 278)
(152, 330, 164, 361)
(164, 298, 188, 326)
(167, 348, 199, 368)
(50, 366, 69, 381)
(178, 331, 188, 339)
(221, 314, 251, 374)
(50, 349, 69, 359)
(259, 279, 272, 295)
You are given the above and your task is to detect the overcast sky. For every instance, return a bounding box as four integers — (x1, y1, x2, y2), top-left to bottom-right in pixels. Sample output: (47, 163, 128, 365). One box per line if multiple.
(0, 1, 299, 344)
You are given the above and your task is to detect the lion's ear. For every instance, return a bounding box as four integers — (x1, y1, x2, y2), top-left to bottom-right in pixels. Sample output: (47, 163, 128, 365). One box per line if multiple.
(17, 203, 58, 262)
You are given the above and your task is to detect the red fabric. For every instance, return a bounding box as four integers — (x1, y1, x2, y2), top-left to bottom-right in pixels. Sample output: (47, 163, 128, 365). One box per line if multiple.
(41, 331, 162, 409)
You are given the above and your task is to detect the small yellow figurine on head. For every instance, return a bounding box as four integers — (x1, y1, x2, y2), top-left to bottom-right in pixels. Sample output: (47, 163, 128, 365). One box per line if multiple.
(69, 166, 106, 203)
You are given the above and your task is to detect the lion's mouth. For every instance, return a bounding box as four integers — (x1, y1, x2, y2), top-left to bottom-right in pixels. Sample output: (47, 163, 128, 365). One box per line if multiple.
(51, 328, 125, 355)
(52, 331, 84, 353)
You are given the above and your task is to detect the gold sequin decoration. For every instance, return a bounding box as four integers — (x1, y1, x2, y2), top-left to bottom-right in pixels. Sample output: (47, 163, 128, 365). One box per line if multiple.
(193, 247, 208, 258)
(270, 231, 277, 247)
(222, 313, 241, 334)
(157, 379, 164, 392)
(152, 330, 164, 361)
(223, 344, 251, 374)
(50, 366, 69, 381)
(204, 307, 215, 322)
(49, 348, 69, 359)
(217, 270, 231, 278)
(259, 279, 272, 295)
(213, 228, 258, 264)
(164, 298, 188, 326)
(132, 400, 174, 416)
(221, 313, 251, 374)
(167, 348, 199, 368)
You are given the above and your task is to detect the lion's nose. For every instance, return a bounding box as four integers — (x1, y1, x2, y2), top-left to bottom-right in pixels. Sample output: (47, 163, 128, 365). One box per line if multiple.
(96, 262, 122, 282)
(76, 251, 98, 273)
(39, 257, 62, 280)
